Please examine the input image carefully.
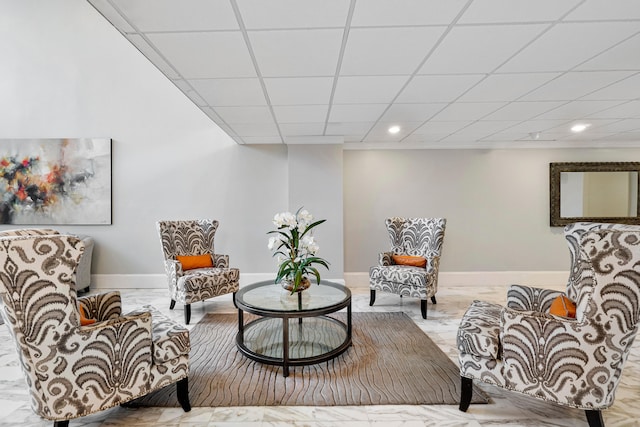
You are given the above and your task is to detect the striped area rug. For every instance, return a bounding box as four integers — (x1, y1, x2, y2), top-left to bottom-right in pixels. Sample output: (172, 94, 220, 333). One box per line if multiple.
(136, 312, 489, 407)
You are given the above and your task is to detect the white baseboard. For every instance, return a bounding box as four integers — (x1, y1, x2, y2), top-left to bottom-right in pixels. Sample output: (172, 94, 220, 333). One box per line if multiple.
(92, 271, 565, 290)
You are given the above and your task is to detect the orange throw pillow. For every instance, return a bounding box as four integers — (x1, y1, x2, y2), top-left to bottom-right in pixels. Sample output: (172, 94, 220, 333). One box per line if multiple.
(549, 295, 576, 319)
(79, 305, 96, 326)
(176, 254, 214, 270)
(392, 254, 427, 268)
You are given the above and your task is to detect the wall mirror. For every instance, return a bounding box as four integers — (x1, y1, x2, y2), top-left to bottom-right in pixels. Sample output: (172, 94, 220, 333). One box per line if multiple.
(550, 162, 640, 227)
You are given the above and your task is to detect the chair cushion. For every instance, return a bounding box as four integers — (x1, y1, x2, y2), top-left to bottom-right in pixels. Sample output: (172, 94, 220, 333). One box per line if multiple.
(140, 305, 190, 363)
(457, 300, 503, 359)
(548, 295, 576, 319)
(370, 265, 427, 288)
(392, 254, 427, 267)
(182, 268, 239, 292)
(177, 254, 213, 270)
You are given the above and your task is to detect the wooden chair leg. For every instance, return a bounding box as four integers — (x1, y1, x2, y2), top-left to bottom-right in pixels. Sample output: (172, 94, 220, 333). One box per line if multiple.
(585, 410, 604, 427)
(53, 421, 69, 427)
(184, 304, 191, 324)
(431, 295, 437, 304)
(459, 376, 473, 412)
(169, 299, 176, 310)
(421, 299, 427, 319)
(177, 377, 191, 412)
(369, 289, 376, 306)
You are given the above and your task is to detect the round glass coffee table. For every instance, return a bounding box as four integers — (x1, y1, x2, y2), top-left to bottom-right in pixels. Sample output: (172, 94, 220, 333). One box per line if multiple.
(235, 279, 352, 377)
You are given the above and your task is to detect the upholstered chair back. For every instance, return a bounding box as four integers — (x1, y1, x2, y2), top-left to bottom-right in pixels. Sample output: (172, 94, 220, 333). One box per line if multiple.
(157, 219, 219, 260)
(563, 222, 640, 312)
(0, 228, 60, 237)
(561, 230, 640, 405)
(386, 217, 446, 258)
(0, 235, 85, 415)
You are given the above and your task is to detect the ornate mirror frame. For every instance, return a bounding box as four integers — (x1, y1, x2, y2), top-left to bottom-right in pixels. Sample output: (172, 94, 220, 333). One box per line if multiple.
(550, 162, 640, 227)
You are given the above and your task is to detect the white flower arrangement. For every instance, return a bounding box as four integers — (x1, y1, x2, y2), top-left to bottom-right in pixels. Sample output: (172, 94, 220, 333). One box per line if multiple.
(267, 207, 329, 293)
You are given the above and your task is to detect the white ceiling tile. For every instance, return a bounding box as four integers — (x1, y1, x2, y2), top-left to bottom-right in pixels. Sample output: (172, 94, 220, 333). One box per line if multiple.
(111, 0, 238, 31)
(502, 120, 570, 134)
(248, 29, 342, 77)
(273, 105, 328, 123)
(264, 77, 334, 105)
(581, 73, 640, 100)
(595, 119, 640, 133)
(228, 122, 280, 137)
(236, 0, 350, 29)
(214, 106, 274, 124)
(587, 100, 640, 119)
(341, 27, 445, 76)
(333, 76, 410, 104)
(325, 122, 375, 137)
(351, 0, 468, 26)
(459, 0, 581, 23)
(458, 73, 560, 102)
(420, 24, 547, 74)
(565, 0, 640, 20)
(329, 104, 389, 122)
(380, 104, 446, 122)
(450, 120, 522, 137)
(147, 32, 256, 78)
(396, 75, 485, 103)
(189, 78, 266, 106)
(522, 71, 634, 101)
(127, 34, 180, 79)
(600, 132, 640, 141)
(483, 101, 564, 120)
(499, 22, 640, 72)
(279, 123, 326, 136)
(172, 79, 191, 92)
(412, 121, 470, 135)
(431, 102, 506, 121)
(543, 119, 619, 134)
(577, 34, 640, 71)
(538, 100, 628, 120)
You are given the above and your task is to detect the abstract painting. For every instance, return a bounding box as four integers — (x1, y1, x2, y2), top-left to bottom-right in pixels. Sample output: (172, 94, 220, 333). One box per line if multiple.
(0, 138, 111, 225)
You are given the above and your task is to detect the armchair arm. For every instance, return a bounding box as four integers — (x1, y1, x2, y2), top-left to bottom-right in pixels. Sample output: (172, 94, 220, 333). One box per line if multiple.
(78, 291, 122, 321)
(378, 252, 393, 266)
(212, 253, 229, 268)
(506, 284, 563, 312)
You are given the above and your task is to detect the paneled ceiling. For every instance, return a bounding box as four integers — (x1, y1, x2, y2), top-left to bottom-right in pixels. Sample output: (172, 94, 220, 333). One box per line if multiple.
(87, 0, 640, 149)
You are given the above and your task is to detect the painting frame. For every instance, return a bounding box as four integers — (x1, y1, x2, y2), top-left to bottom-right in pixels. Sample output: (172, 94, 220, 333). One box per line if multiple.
(0, 138, 112, 225)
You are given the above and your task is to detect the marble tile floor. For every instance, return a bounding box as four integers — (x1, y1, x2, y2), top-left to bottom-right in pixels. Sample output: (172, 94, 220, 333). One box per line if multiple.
(1, 284, 638, 427)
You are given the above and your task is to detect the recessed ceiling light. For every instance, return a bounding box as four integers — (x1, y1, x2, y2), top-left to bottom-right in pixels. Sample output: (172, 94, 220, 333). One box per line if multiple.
(388, 125, 400, 134)
(571, 123, 591, 133)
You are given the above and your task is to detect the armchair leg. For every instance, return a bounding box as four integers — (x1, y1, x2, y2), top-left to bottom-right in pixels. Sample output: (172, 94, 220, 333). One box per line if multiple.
(369, 289, 376, 306)
(459, 376, 473, 412)
(184, 304, 191, 324)
(54, 422, 69, 427)
(170, 299, 176, 310)
(177, 377, 191, 412)
(585, 410, 604, 427)
(431, 296, 437, 304)
(421, 300, 427, 319)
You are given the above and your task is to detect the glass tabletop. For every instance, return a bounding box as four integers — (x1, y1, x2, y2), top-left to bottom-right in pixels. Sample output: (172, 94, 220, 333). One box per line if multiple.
(236, 279, 350, 313)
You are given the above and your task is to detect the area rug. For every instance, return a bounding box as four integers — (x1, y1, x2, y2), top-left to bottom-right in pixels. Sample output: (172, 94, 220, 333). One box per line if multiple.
(136, 312, 489, 407)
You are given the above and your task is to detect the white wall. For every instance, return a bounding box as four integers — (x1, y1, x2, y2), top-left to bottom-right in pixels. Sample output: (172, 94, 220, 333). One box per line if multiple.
(343, 148, 640, 274)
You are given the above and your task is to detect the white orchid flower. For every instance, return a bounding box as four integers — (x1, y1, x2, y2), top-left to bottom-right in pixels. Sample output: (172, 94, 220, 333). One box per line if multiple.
(268, 236, 278, 250)
(297, 209, 313, 227)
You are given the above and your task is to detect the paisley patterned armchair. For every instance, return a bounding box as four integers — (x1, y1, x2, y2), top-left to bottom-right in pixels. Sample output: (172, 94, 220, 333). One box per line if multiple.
(0, 227, 94, 293)
(0, 235, 191, 427)
(369, 217, 446, 319)
(457, 228, 640, 427)
(156, 219, 240, 324)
